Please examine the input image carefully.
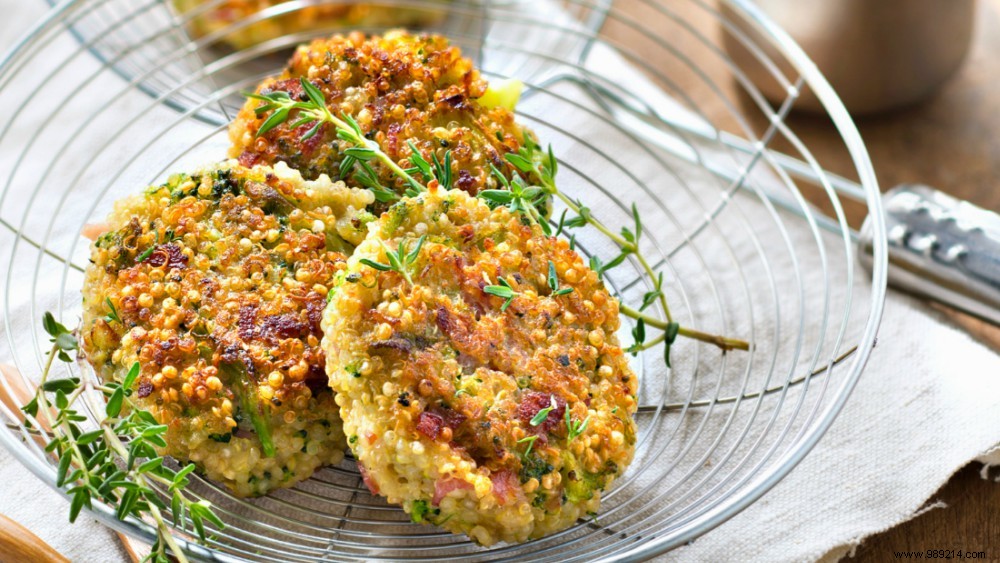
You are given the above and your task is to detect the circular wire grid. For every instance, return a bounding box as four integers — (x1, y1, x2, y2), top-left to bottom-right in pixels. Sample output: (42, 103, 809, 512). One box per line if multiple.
(0, 0, 885, 560)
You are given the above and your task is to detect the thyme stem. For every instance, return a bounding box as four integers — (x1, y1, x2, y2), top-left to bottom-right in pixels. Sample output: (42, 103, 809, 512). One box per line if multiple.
(322, 110, 423, 191)
(633, 251, 673, 324)
(543, 164, 748, 353)
(35, 348, 192, 563)
(97, 417, 189, 563)
(551, 190, 632, 249)
(677, 327, 750, 352)
(619, 305, 748, 351)
(618, 304, 670, 330)
(535, 160, 676, 326)
(632, 332, 665, 352)
(251, 78, 426, 193)
(29, 313, 221, 563)
(35, 346, 95, 496)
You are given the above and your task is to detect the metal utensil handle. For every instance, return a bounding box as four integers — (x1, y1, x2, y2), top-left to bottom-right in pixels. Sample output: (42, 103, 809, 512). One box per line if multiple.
(859, 184, 1000, 325)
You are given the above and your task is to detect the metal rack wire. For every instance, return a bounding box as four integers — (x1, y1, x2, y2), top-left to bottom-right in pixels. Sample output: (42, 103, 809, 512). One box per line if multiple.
(0, 0, 885, 560)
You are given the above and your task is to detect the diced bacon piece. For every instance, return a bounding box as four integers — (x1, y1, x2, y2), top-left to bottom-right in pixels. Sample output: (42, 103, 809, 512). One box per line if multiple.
(416, 411, 445, 440)
(142, 243, 188, 269)
(81, 222, 110, 241)
(517, 391, 566, 433)
(490, 469, 523, 506)
(416, 409, 467, 441)
(357, 461, 379, 495)
(432, 477, 473, 506)
(237, 151, 262, 168)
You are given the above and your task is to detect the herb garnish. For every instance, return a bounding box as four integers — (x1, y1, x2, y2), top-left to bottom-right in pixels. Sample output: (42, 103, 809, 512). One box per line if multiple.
(244, 80, 749, 365)
(358, 235, 426, 286)
(248, 78, 429, 197)
(24, 313, 223, 563)
(483, 276, 518, 312)
(481, 136, 748, 364)
(565, 407, 590, 442)
(220, 362, 275, 458)
(529, 396, 558, 427)
(546, 261, 574, 297)
(402, 140, 453, 191)
(103, 297, 122, 325)
(517, 435, 538, 458)
(477, 167, 549, 234)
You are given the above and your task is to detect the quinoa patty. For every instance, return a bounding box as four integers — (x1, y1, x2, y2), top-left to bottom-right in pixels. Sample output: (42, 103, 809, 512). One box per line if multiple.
(322, 187, 638, 545)
(173, 1, 446, 51)
(80, 161, 373, 496)
(230, 31, 536, 205)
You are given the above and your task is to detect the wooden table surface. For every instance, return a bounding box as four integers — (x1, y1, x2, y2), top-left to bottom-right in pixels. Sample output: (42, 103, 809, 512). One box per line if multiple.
(604, 0, 1000, 560)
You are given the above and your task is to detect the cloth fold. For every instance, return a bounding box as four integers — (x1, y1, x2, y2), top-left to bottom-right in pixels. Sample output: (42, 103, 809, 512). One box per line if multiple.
(668, 296, 1000, 561)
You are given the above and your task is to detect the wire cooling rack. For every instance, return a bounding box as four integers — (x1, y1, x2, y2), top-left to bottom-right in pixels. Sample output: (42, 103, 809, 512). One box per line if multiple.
(0, 0, 886, 560)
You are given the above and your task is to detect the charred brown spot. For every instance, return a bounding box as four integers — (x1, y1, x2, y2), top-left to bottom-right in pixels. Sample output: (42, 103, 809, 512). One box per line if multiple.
(244, 181, 294, 215)
(440, 93, 467, 108)
(136, 380, 153, 398)
(457, 225, 475, 242)
(416, 411, 445, 439)
(237, 303, 259, 341)
(304, 295, 326, 334)
(416, 408, 467, 440)
(456, 169, 476, 193)
(434, 307, 474, 347)
(370, 337, 412, 353)
(305, 362, 329, 392)
(386, 122, 402, 155)
(259, 313, 309, 343)
(238, 151, 263, 168)
(143, 243, 188, 270)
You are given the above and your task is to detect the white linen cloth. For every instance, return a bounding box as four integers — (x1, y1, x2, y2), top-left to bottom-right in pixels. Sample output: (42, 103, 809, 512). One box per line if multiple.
(0, 1, 998, 562)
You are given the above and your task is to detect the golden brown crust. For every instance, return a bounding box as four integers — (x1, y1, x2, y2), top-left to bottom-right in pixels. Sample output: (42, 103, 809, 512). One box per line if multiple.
(229, 31, 535, 205)
(81, 161, 373, 495)
(322, 187, 638, 544)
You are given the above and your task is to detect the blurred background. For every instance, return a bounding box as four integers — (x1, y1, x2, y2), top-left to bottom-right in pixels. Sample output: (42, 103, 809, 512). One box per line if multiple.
(0, 0, 995, 560)
(721, 0, 1000, 558)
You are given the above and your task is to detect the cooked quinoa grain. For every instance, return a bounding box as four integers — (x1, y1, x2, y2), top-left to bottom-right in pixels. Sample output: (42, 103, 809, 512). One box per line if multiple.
(81, 160, 374, 496)
(172, 0, 446, 50)
(322, 187, 638, 545)
(230, 31, 536, 207)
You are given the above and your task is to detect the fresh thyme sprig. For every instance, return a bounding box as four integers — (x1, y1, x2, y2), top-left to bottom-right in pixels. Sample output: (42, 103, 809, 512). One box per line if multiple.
(529, 397, 558, 426)
(565, 407, 590, 442)
(103, 297, 122, 326)
(546, 261, 574, 297)
(484, 136, 750, 361)
(517, 435, 538, 458)
(359, 235, 426, 286)
(627, 318, 646, 357)
(483, 276, 518, 312)
(248, 78, 427, 197)
(478, 166, 550, 234)
(241, 83, 748, 366)
(23, 313, 223, 563)
(403, 141, 453, 192)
